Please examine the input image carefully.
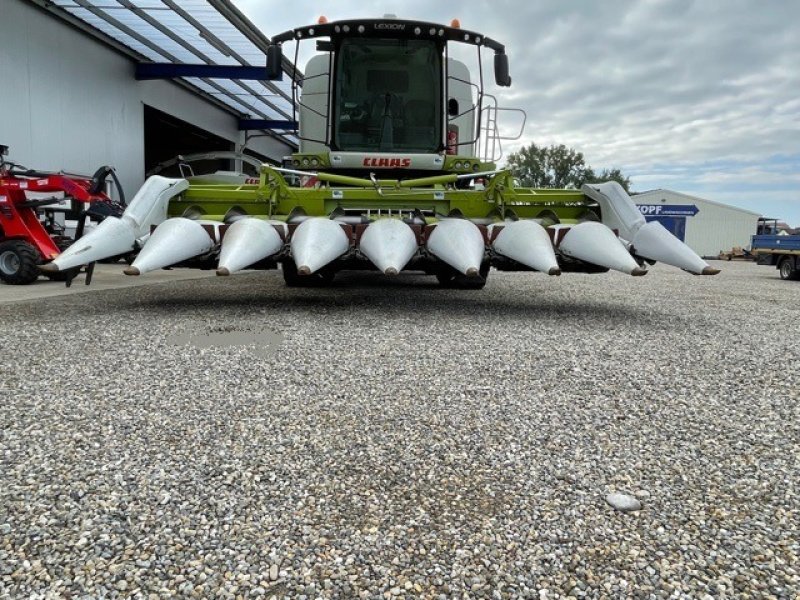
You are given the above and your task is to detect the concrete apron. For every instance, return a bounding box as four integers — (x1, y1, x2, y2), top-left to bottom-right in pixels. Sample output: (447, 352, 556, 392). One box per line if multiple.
(0, 264, 216, 304)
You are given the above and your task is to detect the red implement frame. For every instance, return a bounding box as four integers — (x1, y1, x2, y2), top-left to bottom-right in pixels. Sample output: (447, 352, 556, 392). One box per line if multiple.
(0, 171, 119, 260)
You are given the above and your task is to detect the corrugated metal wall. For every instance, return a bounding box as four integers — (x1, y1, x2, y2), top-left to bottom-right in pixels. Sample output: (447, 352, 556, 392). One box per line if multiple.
(634, 190, 760, 258)
(1, 0, 292, 200)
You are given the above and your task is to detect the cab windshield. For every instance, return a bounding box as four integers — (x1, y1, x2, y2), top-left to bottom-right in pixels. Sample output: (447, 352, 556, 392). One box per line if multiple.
(333, 38, 442, 153)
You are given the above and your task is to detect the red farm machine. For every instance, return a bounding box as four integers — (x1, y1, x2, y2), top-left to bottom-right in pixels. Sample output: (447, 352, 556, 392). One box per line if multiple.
(0, 145, 125, 285)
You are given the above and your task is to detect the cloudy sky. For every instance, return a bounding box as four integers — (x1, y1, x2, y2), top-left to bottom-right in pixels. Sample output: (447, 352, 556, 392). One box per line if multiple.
(233, 0, 800, 225)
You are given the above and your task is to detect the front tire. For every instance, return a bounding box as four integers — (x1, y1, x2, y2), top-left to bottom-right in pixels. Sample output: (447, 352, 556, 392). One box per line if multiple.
(0, 240, 40, 285)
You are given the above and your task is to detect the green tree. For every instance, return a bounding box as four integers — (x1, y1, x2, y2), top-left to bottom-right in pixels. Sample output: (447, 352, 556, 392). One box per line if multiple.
(506, 143, 631, 192)
(588, 167, 631, 192)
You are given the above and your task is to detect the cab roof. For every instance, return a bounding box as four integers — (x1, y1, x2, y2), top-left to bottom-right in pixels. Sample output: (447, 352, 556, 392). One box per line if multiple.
(270, 18, 506, 54)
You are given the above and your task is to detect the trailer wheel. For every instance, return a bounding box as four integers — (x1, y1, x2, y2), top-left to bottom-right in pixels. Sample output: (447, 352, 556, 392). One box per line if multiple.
(0, 240, 40, 285)
(778, 257, 797, 280)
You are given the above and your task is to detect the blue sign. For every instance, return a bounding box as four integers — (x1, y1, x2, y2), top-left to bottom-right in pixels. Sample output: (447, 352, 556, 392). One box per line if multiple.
(637, 204, 700, 217)
(647, 216, 687, 241)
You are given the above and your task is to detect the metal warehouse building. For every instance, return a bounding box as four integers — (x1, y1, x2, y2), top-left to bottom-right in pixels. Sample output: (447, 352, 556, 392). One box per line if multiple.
(633, 189, 761, 258)
(1, 0, 298, 202)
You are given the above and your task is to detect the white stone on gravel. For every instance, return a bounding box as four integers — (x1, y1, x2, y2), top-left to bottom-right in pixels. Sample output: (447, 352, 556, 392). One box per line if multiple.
(605, 492, 643, 512)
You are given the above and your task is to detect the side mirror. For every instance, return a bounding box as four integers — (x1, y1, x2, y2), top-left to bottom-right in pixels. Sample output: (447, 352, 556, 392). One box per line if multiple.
(0, 145, 8, 157)
(494, 53, 511, 87)
(448, 98, 460, 117)
(266, 44, 283, 80)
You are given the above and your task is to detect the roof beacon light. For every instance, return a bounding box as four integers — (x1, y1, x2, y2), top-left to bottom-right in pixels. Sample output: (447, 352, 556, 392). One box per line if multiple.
(451, 19, 461, 28)
(318, 15, 328, 24)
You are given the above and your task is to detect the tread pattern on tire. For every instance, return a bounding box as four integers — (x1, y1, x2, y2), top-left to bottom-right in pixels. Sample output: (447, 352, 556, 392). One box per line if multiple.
(779, 257, 797, 281)
(0, 240, 40, 285)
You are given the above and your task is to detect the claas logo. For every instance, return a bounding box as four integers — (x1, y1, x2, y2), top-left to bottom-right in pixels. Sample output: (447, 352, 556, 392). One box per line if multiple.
(362, 157, 412, 168)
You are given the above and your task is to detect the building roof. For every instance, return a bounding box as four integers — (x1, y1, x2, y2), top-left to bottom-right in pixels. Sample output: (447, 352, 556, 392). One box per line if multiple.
(32, 0, 298, 147)
(632, 189, 762, 217)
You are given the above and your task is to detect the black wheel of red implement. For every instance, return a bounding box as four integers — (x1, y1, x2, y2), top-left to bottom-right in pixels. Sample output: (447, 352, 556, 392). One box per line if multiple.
(0, 240, 40, 285)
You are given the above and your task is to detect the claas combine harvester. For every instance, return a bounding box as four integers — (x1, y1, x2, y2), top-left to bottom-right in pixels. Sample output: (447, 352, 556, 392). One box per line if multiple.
(41, 16, 720, 287)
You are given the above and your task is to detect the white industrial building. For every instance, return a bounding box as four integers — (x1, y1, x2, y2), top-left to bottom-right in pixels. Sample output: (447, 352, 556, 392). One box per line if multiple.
(1, 0, 298, 202)
(633, 189, 761, 258)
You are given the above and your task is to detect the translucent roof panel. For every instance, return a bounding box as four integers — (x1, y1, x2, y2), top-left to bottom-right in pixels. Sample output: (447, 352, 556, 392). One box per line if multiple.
(43, 0, 299, 146)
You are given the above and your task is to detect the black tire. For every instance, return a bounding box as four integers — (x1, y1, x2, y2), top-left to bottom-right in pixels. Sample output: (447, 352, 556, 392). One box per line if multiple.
(0, 240, 41, 285)
(282, 261, 335, 287)
(778, 257, 797, 280)
(435, 270, 457, 287)
(436, 262, 490, 290)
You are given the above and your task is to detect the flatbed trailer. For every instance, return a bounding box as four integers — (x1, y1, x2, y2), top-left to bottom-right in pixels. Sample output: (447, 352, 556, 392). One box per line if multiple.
(752, 234, 800, 280)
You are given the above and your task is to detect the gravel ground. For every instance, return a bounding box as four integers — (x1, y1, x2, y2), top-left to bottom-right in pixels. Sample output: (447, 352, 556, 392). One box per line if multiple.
(1, 260, 798, 599)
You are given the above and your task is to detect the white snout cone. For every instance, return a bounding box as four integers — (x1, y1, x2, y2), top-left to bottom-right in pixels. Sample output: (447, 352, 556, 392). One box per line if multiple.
(217, 218, 284, 276)
(558, 222, 646, 276)
(124, 217, 213, 275)
(359, 219, 418, 275)
(491, 220, 561, 275)
(426, 219, 485, 276)
(290, 217, 350, 275)
(631, 221, 718, 275)
(42, 216, 136, 272)
(41, 175, 188, 272)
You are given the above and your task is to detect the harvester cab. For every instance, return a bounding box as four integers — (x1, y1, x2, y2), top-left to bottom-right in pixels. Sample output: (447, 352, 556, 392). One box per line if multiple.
(43, 16, 720, 289)
(271, 16, 516, 180)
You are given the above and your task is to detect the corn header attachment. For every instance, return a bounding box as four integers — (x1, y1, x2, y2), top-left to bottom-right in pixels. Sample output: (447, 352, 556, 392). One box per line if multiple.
(41, 17, 718, 287)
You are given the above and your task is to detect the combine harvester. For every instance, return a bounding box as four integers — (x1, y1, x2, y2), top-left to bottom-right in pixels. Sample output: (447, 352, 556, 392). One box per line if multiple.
(42, 16, 719, 288)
